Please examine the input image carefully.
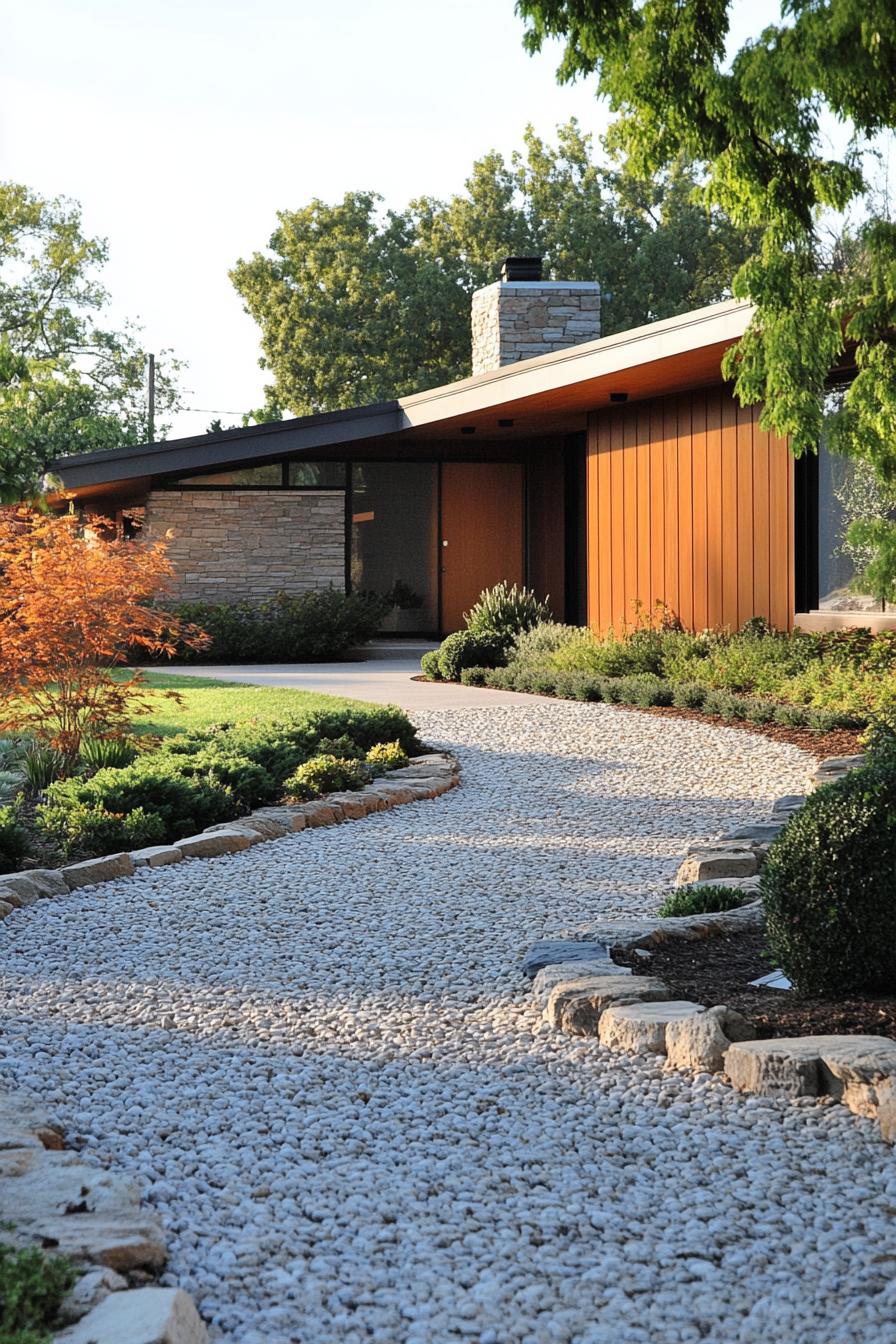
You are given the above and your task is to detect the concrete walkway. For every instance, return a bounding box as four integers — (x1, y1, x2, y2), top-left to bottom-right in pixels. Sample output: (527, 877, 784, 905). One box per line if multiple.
(164, 657, 540, 712)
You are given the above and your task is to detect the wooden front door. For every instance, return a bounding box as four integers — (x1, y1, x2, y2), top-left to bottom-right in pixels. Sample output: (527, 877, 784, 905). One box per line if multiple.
(440, 462, 525, 633)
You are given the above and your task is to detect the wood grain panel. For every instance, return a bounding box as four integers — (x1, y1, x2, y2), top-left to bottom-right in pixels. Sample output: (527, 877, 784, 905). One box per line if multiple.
(720, 393, 739, 629)
(440, 462, 524, 633)
(586, 391, 793, 633)
(736, 401, 754, 623)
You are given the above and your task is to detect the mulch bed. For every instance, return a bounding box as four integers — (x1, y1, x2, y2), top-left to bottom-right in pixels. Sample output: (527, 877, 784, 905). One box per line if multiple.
(630, 703, 863, 760)
(616, 929, 896, 1041)
(415, 676, 863, 760)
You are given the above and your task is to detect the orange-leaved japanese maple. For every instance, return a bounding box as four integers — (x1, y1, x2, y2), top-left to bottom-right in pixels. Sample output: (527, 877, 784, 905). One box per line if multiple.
(0, 507, 207, 758)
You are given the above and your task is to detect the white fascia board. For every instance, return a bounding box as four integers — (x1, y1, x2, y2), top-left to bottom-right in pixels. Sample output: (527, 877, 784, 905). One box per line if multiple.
(396, 299, 753, 429)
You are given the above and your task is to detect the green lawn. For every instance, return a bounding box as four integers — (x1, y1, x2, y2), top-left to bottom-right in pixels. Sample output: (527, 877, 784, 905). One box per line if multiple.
(132, 672, 379, 736)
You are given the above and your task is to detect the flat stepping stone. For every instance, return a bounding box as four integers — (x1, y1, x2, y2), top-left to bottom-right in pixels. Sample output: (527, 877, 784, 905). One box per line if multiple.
(598, 1001, 705, 1054)
(521, 939, 613, 980)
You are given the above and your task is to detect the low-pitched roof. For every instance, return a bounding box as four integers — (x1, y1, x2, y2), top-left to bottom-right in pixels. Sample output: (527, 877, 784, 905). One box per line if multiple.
(52, 298, 752, 493)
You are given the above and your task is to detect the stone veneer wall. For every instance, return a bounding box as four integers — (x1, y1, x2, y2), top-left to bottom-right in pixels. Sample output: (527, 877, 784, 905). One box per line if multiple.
(471, 281, 601, 375)
(142, 489, 345, 602)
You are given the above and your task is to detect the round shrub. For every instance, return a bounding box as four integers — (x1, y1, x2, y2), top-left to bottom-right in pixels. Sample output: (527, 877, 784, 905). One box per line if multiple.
(659, 885, 747, 917)
(761, 763, 896, 993)
(283, 755, 368, 802)
(671, 683, 707, 710)
(365, 740, 409, 774)
(600, 677, 625, 704)
(420, 649, 442, 681)
(743, 697, 776, 725)
(436, 630, 508, 682)
(459, 666, 489, 687)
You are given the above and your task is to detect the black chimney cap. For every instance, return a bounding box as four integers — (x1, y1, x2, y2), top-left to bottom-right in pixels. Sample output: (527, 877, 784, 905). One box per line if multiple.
(500, 256, 543, 282)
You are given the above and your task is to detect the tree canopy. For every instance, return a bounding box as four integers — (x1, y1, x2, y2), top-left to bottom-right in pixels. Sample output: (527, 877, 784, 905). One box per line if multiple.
(230, 121, 756, 415)
(517, 0, 896, 597)
(0, 183, 184, 502)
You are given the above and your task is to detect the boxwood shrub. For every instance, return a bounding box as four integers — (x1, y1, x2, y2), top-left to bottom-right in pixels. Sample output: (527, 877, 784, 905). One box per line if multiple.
(436, 630, 509, 682)
(283, 754, 368, 801)
(761, 761, 896, 993)
(420, 649, 442, 681)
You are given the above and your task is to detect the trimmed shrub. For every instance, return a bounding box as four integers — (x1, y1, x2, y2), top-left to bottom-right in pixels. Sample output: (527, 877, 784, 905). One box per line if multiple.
(0, 799, 28, 872)
(613, 674, 673, 708)
(743, 697, 776, 724)
(459, 666, 489, 686)
(659, 885, 747, 917)
(671, 682, 707, 710)
(761, 762, 896, 993)
(283, 754, 368, 801)
(420, 649, 442, 681)
(166, 588, 391, 664)
(600, 677, 625, 704)
(703, 689, 748, 720)
(465, 582, 551, 638)
(437, 630, 508, 682)
(481, 666, 518, 691)
(365, 740, 409, 774)
(553, 671, 604, 702)
(512, 667, 559, 695)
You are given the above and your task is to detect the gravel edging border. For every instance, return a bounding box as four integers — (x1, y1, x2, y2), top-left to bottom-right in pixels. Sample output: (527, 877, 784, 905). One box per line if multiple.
(526, 751, 896, 1146)
(0, 752, 460, 1340)
(0, 752, 460, 911)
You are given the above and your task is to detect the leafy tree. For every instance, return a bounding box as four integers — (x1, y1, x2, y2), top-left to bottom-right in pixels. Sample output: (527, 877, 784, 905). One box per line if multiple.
(0, 507, 207, 759)
(231, 121, 756, 415)
(516, 0, 896, 596)
(0, 183, 184, 501)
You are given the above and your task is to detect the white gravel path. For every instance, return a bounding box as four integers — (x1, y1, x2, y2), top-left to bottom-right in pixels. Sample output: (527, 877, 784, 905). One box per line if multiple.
(2, 702, 895, 1344)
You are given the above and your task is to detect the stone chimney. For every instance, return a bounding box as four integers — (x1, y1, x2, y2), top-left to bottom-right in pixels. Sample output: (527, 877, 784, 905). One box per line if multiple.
(470, 256, 601, 376)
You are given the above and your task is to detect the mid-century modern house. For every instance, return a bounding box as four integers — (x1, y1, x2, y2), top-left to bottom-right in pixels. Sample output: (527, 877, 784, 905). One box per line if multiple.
(51, 258, 893, 637)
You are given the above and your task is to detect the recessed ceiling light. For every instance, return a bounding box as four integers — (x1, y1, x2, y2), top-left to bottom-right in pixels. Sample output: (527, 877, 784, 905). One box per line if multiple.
(609, 391, 628, 403)
(498, 418, 514, 428)
(461, 426, 476, 435)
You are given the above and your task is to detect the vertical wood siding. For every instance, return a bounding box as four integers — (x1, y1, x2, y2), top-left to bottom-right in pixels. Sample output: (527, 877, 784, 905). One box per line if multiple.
(586, 389, 794, 632)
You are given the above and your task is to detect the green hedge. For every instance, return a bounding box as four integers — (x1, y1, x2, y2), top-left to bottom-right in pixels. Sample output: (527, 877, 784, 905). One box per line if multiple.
(160, 589, 391, 664)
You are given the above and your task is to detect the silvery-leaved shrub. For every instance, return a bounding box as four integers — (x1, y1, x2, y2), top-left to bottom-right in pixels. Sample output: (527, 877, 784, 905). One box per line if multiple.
(464, 582, 552, 639)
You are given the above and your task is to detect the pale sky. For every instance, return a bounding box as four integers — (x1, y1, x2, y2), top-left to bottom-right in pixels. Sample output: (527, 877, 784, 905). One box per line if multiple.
(3, 0, 781, 438)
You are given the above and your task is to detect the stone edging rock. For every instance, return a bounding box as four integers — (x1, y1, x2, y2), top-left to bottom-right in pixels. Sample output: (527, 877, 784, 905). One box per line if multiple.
(0, 1086, 208, 1342)
(0, 752, 460, 912)
(524, 751, 896, 1146)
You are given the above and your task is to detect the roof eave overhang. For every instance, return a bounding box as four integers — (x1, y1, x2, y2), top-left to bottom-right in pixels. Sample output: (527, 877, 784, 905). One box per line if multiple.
(51, 298, 753, 495)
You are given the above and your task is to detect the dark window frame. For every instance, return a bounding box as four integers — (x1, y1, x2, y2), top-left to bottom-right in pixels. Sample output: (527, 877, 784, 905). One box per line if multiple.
(156, 458, 348, 490)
